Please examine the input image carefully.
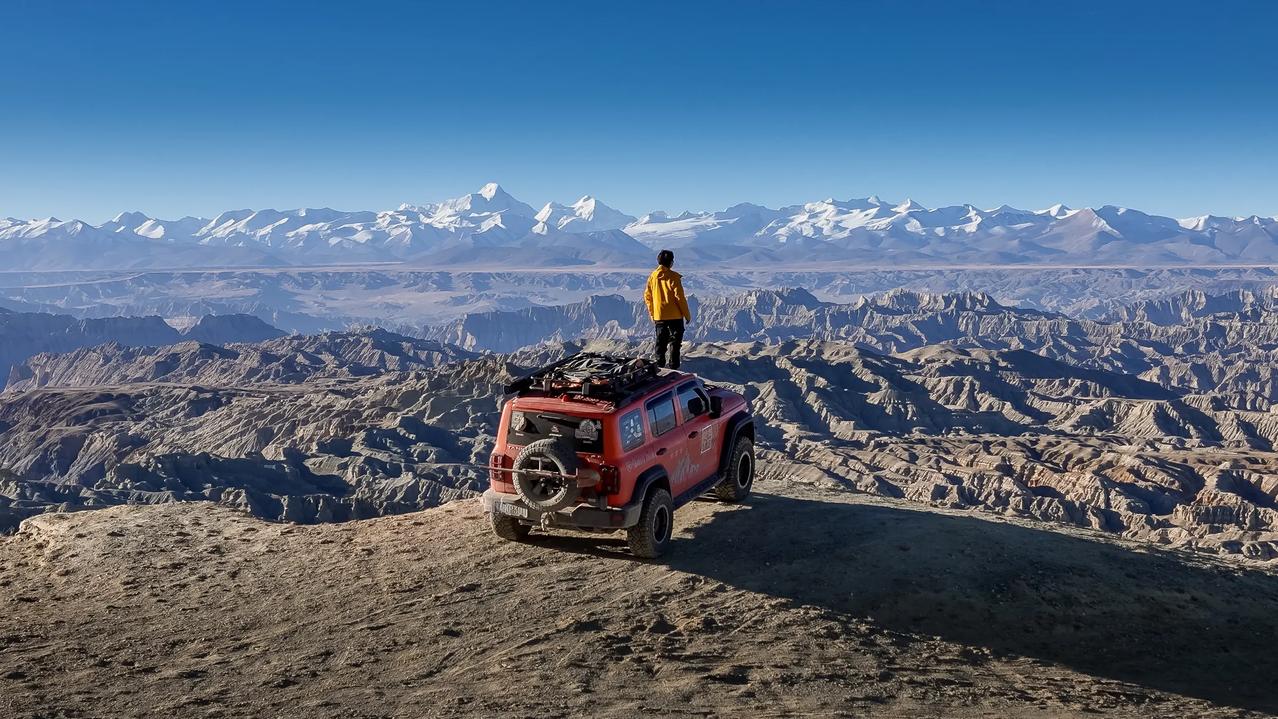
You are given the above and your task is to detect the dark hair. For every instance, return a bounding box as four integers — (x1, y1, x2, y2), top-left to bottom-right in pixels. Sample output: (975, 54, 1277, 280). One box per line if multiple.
(657, 249, 674, 268)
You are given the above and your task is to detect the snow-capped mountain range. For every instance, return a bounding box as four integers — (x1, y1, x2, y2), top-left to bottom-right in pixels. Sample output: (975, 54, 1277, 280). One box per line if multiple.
(3, 182, 1277, 270)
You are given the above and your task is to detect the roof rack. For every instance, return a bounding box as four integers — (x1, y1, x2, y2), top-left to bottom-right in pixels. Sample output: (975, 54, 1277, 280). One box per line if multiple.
(505, 352, 662, 403)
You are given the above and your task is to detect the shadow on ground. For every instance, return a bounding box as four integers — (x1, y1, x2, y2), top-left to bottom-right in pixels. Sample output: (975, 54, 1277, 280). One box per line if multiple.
(646, 492, 1278, 714)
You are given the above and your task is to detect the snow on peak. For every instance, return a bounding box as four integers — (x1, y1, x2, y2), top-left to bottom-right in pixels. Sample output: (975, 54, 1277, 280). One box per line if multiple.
(396, 202, 440, 215)
(534, 202, 566, 224)
(1039, 203, 1074, 218)
(5, 185, 1278, 271)
(110, 211, 151, 226)
(435, 183, 536, 218)
(534, 194, 635, 233)
(571, 195, 604, 216)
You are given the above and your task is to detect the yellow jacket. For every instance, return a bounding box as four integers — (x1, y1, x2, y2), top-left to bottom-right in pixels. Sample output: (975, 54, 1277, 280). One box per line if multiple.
(644, 266, 691, 322)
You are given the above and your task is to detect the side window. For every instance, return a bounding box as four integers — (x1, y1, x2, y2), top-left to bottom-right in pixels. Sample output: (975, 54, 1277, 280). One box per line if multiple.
(619, 409, 645, 452)
(676, 382, 709, 423)
(646, 392, 677, 437)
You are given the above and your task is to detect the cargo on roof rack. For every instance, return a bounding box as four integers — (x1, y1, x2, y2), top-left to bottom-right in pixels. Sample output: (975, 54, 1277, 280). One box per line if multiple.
(504, 353, 661, 403)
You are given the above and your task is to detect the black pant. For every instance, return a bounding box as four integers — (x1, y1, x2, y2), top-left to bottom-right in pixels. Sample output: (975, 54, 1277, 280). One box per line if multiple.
(654, 319, 685, 369)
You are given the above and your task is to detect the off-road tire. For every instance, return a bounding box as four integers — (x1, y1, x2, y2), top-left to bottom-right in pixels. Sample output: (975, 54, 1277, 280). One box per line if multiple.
(627, 487, 674, 559)
(512, 438, 581, 512)
(489, 512, 531, 542)
(713, 436, 754, 502)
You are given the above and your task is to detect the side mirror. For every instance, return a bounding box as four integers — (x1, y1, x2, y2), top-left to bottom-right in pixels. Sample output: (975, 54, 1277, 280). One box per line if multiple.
(687, 397, 705, 417)
(708, 395, 723, 419)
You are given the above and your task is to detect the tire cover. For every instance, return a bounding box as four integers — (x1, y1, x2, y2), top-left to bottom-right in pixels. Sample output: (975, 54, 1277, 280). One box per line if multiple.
(512, 438, 581, 511)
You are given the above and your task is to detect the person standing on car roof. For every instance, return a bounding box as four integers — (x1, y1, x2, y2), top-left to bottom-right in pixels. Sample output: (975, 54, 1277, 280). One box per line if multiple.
(644, 249, 692, 370)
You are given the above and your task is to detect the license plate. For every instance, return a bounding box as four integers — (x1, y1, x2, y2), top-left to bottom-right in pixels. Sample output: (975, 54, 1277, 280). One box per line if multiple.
(498, 503, 529, 519)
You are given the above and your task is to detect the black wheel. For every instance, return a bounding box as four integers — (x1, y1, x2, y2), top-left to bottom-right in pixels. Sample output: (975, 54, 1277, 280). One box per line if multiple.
(512, 438, 580, 512)
(490, 512, 531, 542)
(713, 436, 754, 502)
(627, 487, 674, 559)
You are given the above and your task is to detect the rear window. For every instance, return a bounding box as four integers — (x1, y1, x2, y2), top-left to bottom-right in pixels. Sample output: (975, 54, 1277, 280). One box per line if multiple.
(646, 393, 677, 437)
(619, 409, 645, 451)
(506, 410, 603, 453)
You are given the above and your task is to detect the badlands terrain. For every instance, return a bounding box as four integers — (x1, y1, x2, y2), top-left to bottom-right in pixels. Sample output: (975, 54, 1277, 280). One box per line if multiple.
(5, 283, 1278, 715)
(7, 289, 1278, 562)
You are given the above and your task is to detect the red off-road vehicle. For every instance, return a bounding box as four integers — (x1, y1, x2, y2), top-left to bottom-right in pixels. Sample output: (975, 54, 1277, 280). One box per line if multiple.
(482, 353, 756, 558)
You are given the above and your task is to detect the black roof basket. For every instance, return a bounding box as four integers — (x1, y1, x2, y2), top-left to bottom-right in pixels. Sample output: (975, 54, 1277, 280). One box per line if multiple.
(505, 352, 661, 403)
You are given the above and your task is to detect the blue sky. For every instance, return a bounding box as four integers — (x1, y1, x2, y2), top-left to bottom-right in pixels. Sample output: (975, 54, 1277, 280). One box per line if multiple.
(2, 0, 1275, 222)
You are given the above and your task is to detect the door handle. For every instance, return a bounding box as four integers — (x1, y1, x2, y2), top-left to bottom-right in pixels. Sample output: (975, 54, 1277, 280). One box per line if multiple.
(656, 447, 667, 456)
(688, 430, 699, 438)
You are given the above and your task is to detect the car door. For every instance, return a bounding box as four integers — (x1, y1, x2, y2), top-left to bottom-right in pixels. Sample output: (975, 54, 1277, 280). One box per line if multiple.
(675, 381, 719, 489)
(644, 390, 695, 496)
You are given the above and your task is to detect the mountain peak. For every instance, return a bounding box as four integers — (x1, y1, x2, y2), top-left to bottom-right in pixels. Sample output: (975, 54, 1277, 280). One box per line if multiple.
(110, 211, 151, 225)
(5, 190, 1278, 271)
(435, 183, 537, 219)
(534, 202, 564, 224)
(533, 194, 635, 233)
(572, 196, 599, 215)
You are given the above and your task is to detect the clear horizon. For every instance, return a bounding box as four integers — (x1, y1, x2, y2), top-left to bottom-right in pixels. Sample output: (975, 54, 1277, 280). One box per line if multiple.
(2, 0, 1275, 223)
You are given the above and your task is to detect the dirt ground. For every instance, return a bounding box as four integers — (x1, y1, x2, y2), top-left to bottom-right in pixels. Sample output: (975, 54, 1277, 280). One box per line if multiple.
(3, 478, 1277, 718)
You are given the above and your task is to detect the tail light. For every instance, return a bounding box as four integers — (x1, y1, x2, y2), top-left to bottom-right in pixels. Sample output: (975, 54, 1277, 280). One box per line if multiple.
(489, 452, 511, 484)
(597, 464, 620, 496)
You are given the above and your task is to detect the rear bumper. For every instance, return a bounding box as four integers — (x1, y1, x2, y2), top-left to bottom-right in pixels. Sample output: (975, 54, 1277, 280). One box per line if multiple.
(481, 489, 643, 529)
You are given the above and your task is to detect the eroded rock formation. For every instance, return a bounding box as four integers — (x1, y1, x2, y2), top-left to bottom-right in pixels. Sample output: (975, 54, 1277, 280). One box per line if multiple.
(7, 293, 1278, 563)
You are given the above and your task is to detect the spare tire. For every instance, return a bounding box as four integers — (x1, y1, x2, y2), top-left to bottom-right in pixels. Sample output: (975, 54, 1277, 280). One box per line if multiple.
(512, 438, 581, 512)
